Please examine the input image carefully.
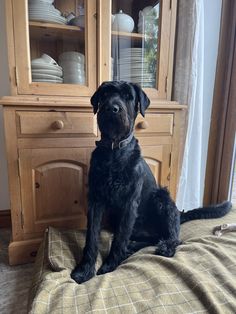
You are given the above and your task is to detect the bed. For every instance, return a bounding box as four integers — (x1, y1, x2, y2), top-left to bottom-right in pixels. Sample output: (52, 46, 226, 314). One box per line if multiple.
(28, 207, 236, 313)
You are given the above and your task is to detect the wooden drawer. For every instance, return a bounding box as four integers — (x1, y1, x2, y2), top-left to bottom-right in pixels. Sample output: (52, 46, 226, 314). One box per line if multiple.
(16, 111, 98, 137)
(135, 113, 174, 135)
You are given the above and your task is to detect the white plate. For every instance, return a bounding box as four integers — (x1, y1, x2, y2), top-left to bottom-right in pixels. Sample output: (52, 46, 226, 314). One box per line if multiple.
(29, 8, 62, 16)
(29, 17, 66, 25)
(29, 14, 66, 24)
(118, 60, 148, 63)
(120, 50, 143, 52)
(118, 68, 149, 71)
(120, 53, 143, 55)
(32, 68, 62, 76)
(31, 58, 59, 65)
(31, 54, 58, 66)
(119, 67, 150, 73)
(120, 48, 143, 51)
(118, 60, 145, 64)
(119, 55, 141, 58)
(29, 14, 66, 22)
(119, 52, 143, 56)
(118, 64, 145, 67)
(120, 53, 144, 59)
(120, 73, 152, 78)
(32, 73, 63, 80)
(32, 79, 63, 83)
(118, 63, 149, 67)
(29, 0, 54, 4)
(29, 10, 64, 17)
(31, 62, 62, 71)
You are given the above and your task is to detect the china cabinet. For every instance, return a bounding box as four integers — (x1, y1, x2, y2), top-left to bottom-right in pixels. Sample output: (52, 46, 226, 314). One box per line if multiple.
(1, 0, 186, 265)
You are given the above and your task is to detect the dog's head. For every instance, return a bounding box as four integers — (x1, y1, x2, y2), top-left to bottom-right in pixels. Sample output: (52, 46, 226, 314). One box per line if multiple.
(91, 81, 150, 140)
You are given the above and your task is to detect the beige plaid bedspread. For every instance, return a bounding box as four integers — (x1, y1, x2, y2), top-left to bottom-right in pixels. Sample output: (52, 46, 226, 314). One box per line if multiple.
(28, 208, 236, 313)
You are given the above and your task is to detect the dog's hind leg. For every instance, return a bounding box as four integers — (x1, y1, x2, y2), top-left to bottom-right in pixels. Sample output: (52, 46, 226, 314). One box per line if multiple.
(71, 201, 104, 284)
(149, 187, 181, 257)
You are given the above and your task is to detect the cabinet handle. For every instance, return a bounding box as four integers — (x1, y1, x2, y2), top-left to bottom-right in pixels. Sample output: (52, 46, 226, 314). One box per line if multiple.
(138, 121, 149, 129)
(51, 120, 64, 130)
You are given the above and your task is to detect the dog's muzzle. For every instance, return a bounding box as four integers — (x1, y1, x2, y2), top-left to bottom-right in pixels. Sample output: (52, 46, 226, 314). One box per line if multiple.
(99, 102, 123, 115)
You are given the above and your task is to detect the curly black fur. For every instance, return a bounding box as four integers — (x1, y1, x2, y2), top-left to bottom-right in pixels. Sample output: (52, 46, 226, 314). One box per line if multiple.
(71, 81, 232, 284)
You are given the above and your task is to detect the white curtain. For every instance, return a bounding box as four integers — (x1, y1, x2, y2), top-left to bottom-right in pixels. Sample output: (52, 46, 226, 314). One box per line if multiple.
(173, 0, 204, 211)
(173, 0, 222, 211)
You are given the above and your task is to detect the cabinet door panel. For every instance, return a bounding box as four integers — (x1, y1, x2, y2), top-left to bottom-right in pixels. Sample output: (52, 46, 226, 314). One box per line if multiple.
(141, 145, 171, 187)
(34, 162, 84, 221)
(100, 0, 177, 99)
(19, 148, 89, 233)
(12, 0, 96, 96)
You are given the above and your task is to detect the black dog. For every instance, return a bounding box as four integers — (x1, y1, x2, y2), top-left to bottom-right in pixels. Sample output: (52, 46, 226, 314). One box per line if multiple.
(71, 81, 231, 284)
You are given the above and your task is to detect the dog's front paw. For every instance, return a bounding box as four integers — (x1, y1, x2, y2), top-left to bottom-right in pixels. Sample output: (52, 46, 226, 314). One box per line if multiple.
(97, 262, 117, 275)
(71, 265, 95, 284)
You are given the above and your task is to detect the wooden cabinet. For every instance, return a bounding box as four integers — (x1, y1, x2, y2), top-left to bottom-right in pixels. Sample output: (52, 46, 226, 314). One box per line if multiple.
(134, 107, 185, 195)
(2, 0, 187, 265)
(142, 145, 171, 187)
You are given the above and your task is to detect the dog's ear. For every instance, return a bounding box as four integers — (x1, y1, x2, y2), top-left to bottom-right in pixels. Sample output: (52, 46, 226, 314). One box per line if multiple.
(132, 83, 150, 117)
(91, 82, 110, 114)
(90, 88, 100, 114)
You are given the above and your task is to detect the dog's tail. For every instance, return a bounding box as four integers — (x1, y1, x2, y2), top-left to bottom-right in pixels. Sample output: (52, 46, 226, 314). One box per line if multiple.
(180, 201, 232, 224)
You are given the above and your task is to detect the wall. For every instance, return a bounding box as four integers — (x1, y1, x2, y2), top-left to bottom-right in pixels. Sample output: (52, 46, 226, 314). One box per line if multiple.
(0, 0, 10, 210)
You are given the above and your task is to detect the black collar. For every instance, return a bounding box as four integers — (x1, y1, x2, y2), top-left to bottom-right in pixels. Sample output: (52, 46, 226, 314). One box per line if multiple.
(95, 132, 134, 150)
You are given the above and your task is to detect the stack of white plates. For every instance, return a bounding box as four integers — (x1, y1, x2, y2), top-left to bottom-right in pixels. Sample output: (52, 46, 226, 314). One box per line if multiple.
(28, 0, 66, 24)
(59, 52, 85, 84)
(31, 54, 63, 83)
(114, 48, 155, 88)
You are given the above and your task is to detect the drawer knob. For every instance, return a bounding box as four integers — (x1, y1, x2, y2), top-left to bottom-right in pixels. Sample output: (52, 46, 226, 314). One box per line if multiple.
(51, 120, 64, 130)
(138, 121, 149, 129)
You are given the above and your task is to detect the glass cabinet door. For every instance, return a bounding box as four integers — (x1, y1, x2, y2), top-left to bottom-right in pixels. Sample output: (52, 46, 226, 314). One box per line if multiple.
(12, 0, 96, 96)
(99, 0, 176, 99)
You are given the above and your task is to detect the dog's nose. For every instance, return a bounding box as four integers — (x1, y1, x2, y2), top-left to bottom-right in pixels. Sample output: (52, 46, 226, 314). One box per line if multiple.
(112, 105, 120, 113)
(106, 104, 120, 113)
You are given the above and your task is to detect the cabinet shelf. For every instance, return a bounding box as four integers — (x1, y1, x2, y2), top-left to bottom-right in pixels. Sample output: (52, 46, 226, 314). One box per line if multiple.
(29, 21, 84, 41)
(112, 30, 144, 38)
(111, 31, 152, 42)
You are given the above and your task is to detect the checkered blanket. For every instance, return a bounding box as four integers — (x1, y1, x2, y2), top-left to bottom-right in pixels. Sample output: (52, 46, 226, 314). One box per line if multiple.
(28, 208, 236, 313)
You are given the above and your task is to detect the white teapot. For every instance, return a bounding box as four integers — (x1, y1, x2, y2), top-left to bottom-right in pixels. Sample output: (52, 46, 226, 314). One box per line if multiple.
(112, 10, 134, 33)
